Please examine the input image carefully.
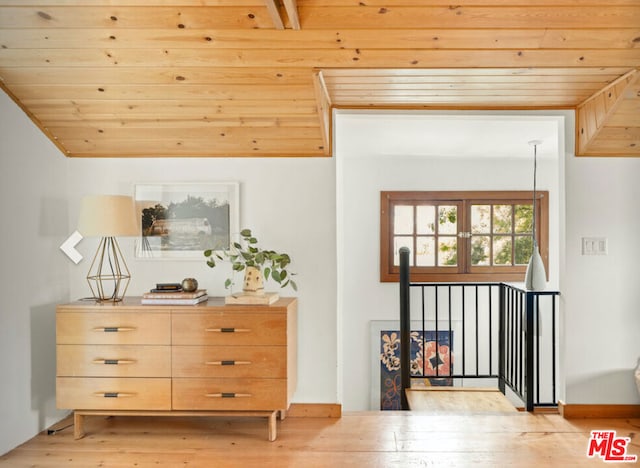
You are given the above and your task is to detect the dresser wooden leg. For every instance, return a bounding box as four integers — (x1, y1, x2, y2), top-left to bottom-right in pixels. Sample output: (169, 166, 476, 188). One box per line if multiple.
(267, 411, 277, 442)
(278, 409, 286, 421)
(73, 412, 85, 440)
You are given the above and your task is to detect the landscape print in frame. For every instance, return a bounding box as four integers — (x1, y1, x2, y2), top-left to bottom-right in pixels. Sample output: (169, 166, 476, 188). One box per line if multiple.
(134, 182, 239, 259)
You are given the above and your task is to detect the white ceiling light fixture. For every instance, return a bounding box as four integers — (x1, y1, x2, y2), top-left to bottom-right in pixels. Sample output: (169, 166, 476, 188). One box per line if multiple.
(524, 140, 547, 291)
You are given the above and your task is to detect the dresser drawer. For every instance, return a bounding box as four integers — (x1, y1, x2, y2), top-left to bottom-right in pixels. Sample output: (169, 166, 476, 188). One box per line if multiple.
(172, 314, 286, 346)
(172, 346, 285, 379)
(56, 377, 171, 410)
(57, 312, 170, 345)
(172, 378, 287, 411)
(57, 345, 171, 378)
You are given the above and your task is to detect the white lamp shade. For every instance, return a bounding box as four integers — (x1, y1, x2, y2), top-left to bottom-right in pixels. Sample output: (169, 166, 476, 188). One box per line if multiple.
(524, 244, 546, 291)
(78, 195, 138, 237)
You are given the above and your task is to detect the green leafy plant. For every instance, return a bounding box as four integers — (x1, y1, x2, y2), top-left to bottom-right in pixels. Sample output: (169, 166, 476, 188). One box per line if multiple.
(204, 228, 297, 291)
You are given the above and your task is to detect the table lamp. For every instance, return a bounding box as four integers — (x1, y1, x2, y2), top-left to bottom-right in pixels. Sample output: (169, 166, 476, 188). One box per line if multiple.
(77, 194, 138, 302)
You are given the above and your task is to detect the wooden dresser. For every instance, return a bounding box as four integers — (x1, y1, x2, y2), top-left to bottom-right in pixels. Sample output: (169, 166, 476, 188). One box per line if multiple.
(56, 297, 297, 441)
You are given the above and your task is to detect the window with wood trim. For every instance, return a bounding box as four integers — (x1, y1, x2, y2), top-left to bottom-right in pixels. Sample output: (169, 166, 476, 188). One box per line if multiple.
(380, 191, 549, 283)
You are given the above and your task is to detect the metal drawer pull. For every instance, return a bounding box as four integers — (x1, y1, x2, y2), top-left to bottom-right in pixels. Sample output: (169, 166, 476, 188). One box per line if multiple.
(94, 392, 135, 398)
(205, 327, 251, 333)
(205, 392, 252, 398)
(92, 359, 136, 365)
(206, 360, 252, 366)
(92, 327, 136, 333)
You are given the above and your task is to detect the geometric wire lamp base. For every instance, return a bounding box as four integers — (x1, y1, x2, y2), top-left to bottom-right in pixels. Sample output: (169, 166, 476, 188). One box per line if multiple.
(86, 236, 131, 302)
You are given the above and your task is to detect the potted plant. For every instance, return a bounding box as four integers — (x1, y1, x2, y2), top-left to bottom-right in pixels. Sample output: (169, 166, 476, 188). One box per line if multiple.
(204, 228, 297, 297)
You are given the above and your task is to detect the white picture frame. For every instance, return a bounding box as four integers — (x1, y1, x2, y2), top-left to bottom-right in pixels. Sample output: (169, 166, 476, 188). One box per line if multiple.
(134, 182, 239, 259)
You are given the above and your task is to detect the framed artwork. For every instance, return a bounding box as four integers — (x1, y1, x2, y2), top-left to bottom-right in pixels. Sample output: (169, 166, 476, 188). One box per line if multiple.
(370, 320, 459, 410)
(134, 182, 239, 259)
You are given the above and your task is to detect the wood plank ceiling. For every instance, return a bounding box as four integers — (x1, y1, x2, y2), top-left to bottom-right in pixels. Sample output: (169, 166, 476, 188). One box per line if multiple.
(0, 1, 638, 158)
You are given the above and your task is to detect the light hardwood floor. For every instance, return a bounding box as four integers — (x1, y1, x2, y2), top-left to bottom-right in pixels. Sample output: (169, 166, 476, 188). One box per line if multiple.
(406, 388, 519, 414)
(1, 409, 638, 467)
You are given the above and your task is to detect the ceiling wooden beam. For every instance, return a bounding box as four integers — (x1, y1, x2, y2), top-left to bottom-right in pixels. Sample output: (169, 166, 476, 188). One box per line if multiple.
(283, 0, 300, 30)
(263, 0, 284, 30)
(264, 0, 299, 30)
(576, 69, 639, 156)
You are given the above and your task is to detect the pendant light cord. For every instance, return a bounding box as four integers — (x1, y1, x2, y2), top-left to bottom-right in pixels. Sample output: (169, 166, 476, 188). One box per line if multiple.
(532, 143, 537, 249)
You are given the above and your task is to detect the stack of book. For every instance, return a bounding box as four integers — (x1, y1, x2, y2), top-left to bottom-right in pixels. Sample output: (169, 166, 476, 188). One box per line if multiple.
(141, 283, 208, 305)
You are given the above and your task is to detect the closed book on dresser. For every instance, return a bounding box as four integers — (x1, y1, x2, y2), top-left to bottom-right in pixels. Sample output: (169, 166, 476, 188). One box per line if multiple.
(56, 297, 297, 441)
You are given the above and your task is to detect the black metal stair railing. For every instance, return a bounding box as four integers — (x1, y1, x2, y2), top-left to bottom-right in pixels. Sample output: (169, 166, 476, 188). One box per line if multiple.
(500, 283, 560, 410)
(398, 246, 560, 411)
(399, 246, 411, 411)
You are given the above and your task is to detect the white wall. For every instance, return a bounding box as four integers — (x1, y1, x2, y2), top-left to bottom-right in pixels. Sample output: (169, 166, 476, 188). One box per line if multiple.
(64, 157, 337, 405)
(0, 92, 70, 454)
(2, 86, 639, 454)
(336, 138, 560, 410)
(336, 109, 640, 410)
(1, 91, 338, 455)
(563, 156, 640, 404)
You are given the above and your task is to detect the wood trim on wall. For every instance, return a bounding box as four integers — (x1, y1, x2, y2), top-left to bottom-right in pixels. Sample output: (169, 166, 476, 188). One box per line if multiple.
(558, 401, 640, 419)
(575, 69, 639, 156)
(286, 403, 342, 418)
(312, 70, 332, 156)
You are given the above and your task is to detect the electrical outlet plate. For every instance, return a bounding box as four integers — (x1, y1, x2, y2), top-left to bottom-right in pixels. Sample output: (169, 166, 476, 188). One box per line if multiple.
(581, 237, 608, 255)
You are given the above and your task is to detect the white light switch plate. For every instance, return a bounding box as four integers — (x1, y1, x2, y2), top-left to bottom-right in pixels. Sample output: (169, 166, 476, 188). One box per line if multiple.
(581, 237, 608, 255)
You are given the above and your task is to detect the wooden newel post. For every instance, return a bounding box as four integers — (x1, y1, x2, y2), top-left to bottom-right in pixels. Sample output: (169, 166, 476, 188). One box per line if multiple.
(399, 247, 411, 410)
